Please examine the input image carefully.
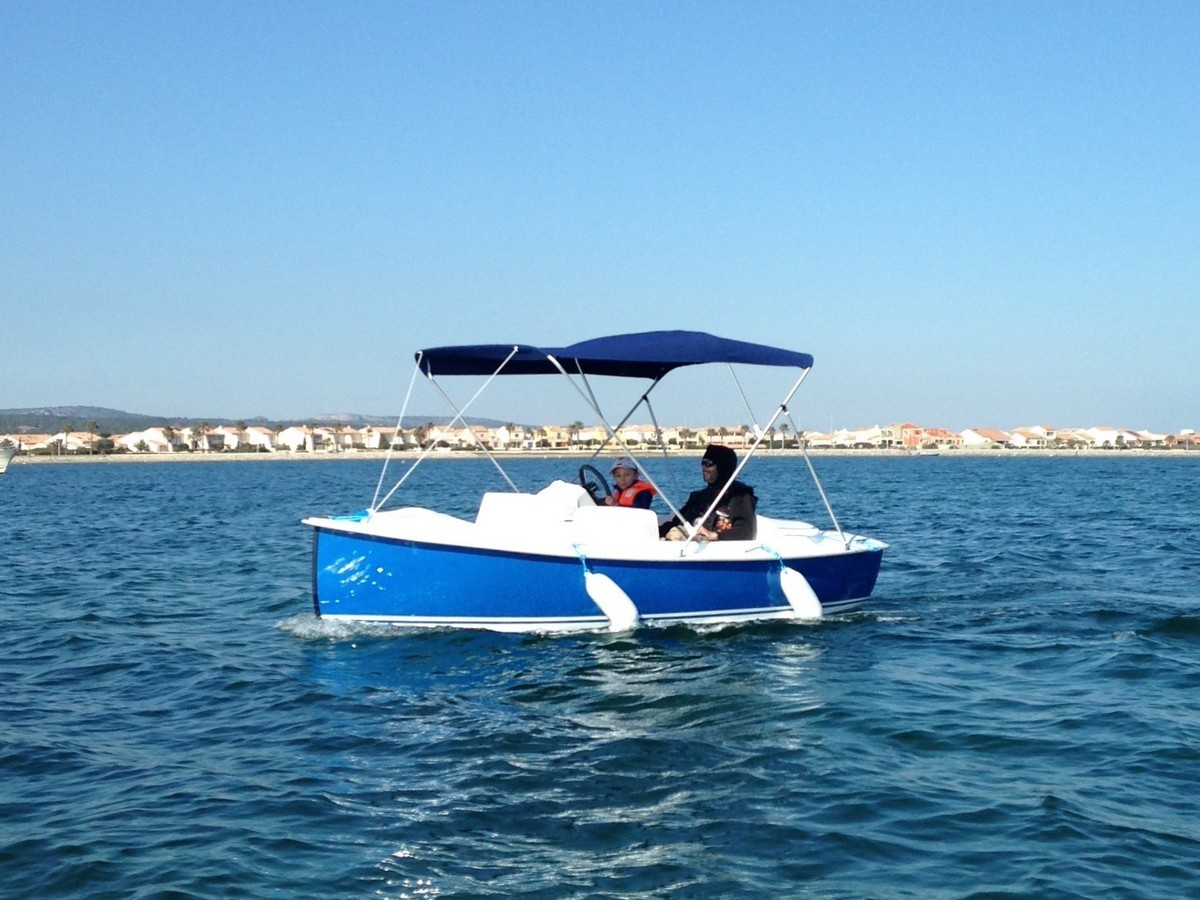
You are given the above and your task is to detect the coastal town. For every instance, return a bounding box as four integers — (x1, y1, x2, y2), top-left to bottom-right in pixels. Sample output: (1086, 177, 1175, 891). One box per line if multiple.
(2, 419, 1198, 456)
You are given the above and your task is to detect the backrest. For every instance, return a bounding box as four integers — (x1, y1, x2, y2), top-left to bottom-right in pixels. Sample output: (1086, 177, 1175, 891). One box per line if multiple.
(475, 492, 549, 530)
(568, 504, 660, 545)
(475, 481, 593, 532)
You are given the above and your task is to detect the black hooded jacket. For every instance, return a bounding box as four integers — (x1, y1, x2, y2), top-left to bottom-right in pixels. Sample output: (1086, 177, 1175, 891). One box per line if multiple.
(668, 444, 758, 540)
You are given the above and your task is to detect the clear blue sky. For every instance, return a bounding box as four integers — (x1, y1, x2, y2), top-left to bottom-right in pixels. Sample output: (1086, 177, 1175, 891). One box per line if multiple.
(4, 1, 1197, 432)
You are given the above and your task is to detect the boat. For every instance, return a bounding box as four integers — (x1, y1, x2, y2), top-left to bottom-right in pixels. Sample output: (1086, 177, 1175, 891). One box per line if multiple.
(302, 331, 887, 633)
(0, 445, 16, 474)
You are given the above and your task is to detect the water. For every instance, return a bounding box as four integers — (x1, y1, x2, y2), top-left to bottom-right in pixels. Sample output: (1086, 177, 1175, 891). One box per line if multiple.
(2, 455, 1199, 898)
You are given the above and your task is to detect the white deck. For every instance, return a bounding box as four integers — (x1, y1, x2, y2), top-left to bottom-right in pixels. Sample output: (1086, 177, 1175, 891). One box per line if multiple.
(304, 481, 881, 563)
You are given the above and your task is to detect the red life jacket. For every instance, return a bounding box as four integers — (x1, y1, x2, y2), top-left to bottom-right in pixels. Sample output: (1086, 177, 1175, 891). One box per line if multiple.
(615, 480, 655, 508)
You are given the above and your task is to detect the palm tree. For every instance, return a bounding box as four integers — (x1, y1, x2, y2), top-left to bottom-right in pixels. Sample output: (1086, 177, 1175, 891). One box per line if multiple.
(778, 423, 790, 449)
(86, 420, 99, 455)
(567, 421, 584, 450)
(62, 422, 74, 456)
(234, 420, 247, 452)
(194, 422, 211, 452)
(163, 425, 176, 451)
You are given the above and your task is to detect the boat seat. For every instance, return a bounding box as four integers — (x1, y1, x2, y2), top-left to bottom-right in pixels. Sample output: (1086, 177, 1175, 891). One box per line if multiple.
(535, 479, 594, 516)
(755, 515, 823, 544)
(475, 481, 592, 531)
(568, 505, 660, 545)
(476, 493, 547, 529)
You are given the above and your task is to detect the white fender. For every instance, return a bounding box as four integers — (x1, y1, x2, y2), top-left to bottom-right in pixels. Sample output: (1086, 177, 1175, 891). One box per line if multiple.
(584, 571, 640, 632)
(780, 566, 823, 620)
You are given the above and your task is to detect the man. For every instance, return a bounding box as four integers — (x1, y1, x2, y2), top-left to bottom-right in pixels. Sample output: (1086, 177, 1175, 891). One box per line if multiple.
(661, 444, 757, 541)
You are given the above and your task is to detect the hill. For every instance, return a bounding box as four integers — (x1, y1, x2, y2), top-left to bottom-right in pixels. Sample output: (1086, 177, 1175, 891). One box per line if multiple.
(0, 407, 168, 435)
(0, 406, 516, 434)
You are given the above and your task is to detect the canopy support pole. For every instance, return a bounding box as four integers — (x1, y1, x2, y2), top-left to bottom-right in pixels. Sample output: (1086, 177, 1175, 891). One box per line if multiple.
(546, 357, 688, 529)
(680, 368, 811, 550)
(797, 432, 848, 548)
(374, 347, 522, 510)
(372, 360, 422, 510)
(728, 364, 760, 433)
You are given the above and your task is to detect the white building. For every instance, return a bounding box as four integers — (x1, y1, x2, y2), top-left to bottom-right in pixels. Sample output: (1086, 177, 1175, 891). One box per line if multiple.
(276, 426, 314, 452)
(960, 428, 1011, 449)
(113, 427, 177, 453)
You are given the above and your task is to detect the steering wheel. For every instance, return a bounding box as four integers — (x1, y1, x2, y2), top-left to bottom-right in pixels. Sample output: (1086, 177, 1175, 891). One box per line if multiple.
(577, 464, 612, 505)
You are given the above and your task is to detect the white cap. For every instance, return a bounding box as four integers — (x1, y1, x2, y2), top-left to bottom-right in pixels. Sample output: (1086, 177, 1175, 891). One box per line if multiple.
(610, 456, 637, 474)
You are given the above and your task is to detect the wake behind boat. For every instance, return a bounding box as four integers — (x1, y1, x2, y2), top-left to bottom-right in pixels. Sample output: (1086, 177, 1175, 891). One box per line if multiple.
(302, 331, 886, 633)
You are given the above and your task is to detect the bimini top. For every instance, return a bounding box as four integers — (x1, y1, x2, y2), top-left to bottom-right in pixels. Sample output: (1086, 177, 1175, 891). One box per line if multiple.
(416, 330, 814, 379)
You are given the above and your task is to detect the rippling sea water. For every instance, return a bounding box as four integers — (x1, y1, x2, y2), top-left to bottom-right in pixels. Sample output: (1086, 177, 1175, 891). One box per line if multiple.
(2, 455, 1199, 898)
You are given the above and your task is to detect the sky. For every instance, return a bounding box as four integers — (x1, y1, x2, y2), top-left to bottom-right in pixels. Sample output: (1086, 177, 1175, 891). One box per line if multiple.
(3, 1, 1198, 433)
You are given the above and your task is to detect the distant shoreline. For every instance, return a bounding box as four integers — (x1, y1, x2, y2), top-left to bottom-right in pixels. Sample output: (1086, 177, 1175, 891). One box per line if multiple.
(8, 447, 1200, 466)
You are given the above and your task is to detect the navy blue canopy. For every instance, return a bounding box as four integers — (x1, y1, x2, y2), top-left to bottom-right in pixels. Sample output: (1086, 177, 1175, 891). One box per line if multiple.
(416, 331, 813, 379)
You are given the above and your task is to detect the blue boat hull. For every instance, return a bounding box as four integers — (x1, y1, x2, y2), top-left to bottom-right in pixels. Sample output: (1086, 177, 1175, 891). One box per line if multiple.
(310, 525, 884, 631)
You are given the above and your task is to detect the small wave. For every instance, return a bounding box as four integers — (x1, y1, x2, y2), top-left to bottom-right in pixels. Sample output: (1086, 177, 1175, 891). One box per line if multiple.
(1146, 614, 1200, 640)
(274, 613, 414, 642)
(273, 612, 838, 643)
